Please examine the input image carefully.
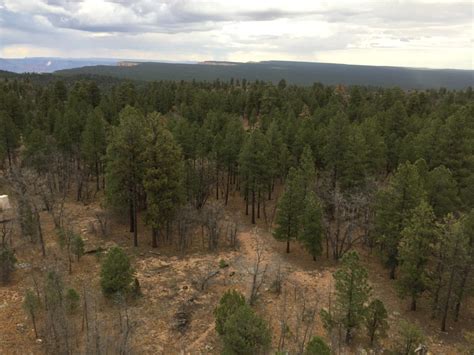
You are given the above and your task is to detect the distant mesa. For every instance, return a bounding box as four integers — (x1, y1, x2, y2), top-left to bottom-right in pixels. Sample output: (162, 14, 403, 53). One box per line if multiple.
(117, 61, 140, 67)
(198, 61, 239, 66)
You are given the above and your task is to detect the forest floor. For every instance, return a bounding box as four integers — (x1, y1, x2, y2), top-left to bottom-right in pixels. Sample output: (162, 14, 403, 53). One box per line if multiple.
(0, 191, 472, 354)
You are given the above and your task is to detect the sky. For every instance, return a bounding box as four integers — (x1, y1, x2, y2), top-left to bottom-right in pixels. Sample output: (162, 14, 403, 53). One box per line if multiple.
(0, 0, 472, 69)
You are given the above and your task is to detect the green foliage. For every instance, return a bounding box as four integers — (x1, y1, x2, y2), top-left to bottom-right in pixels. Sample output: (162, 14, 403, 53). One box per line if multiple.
(214, 289, 246, 335)
(71, 234, 85, 260)
(273, 167, 304, 253)
(332, 251, 371, 343)
(45, 271, 64, 306)
(394, 320, 424, 355)
(397, 201, 436, 310)
(365, 299, 389, 345)
(221, 304, 271, 355)
(299, 191, 324, 261)
(425, 165, 460, 218)
(105, 106, 145, 207)
(105, 106, 146, 246)
(100, 247, 134, 296)
(0, 110, 20, 166)
(219, 259, 229, 268)
(0, 247, 17, 284)
(143, 113, 184, 247)
(23, 289, 40, 314)
(304, 336, 331, 355)
(65, 288, 80, 313)
(23, 289, 41, 337)
(375, 161, 426, 278)
(299, 145, 316, 193)
(81, 109, 107, 174)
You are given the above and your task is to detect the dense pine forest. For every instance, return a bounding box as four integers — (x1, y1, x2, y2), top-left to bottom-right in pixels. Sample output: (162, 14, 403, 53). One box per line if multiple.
(0, 74, 473, 354)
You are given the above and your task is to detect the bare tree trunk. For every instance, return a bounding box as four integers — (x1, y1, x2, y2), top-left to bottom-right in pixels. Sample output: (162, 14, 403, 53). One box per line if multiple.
(133, 195, 138, 247)
(152, 228, 158, 248)
(34, 207, 46, 257)
(251, 189, 256, 224)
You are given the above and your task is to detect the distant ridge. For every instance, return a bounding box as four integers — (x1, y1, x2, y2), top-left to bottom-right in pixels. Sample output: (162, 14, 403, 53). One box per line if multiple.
(55, 60, 473, 89)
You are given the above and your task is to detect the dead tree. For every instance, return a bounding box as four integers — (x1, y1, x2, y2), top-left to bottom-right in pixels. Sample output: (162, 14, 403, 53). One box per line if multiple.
(293, 287, 317, 354)
(202, 202, 223, 251)
(329, 189, 368, 260)
(176, 204, 197, 253)
(247, 231, 268, 305)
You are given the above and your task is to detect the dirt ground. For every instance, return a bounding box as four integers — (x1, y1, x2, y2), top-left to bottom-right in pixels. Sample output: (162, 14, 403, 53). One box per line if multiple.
(0, 192, 472, 354)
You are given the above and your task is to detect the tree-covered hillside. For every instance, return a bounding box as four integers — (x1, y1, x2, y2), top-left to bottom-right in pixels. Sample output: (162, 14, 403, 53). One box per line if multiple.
(55, 60, 474, 89)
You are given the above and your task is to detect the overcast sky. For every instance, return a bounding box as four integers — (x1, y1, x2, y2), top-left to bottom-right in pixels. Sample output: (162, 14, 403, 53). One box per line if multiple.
(0, 0, 472, 69)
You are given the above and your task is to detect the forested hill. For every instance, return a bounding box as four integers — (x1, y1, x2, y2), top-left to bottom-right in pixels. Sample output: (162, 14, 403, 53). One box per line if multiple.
(55, 60, 473, 89)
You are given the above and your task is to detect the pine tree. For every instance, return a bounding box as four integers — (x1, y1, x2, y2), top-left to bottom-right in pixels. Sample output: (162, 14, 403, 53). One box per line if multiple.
(425, 165, 460, 218)
(397, 201, 436, 311)
(239, 129, 270, 224)
(324, 112, 350, 190)
(81, 108, 107, 191)
(100, 247, 134, 296)
(375, 161, 426, 279)
(322, 251, 371, 344)
(395, 320, 424, 355)
(299, 145, 316, 194)
(23, 289, 40, 338)
(304, 336, 331, 355)
(143, 113, 184, 248)
(105, 106, 146, 247)
(273, 167, 304, 253)
(221, 304, 271, 354)
(214, 289, 246, 335)
(365, 299, 389, 345)
(299, 191, 324, 261)
(340, 124, 369, 190)
(0, 110, 20, 168)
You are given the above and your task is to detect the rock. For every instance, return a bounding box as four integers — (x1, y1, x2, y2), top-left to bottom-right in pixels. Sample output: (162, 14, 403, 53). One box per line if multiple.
(205, 344, 213, 351)
(35, 338, 43, 344)
(17, 263, 31, 270)
(16, 323, 26, 333)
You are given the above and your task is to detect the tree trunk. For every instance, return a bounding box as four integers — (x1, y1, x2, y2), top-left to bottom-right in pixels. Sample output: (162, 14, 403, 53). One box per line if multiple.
(216, 166, 219, 200)
(133, 196, 138, 247)
(152, 228, 158, 248)
(245, 188, 249, 215)
(286, 239, 290, 253)
(34, 209, 46, 257)
(129, 199, 135, 233)
(95, 160, 100, 192)
(251, 189, 256, 224)
(389, 265, 396, 280)
(454, 266, 470, 321)
(225, 167, 230, 205)
(257, 190, 260, 219)
(31, 312, 38, 338)
(441, 267, 455, 331)
(411, 297, 416, 311)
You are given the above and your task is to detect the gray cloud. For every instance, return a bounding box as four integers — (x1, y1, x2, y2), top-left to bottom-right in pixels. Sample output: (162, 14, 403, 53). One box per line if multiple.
(0, 0, 471, 69)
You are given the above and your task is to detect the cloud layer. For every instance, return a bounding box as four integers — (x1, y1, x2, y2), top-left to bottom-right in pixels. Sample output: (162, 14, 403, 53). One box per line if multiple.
(0, 0, 472, 69)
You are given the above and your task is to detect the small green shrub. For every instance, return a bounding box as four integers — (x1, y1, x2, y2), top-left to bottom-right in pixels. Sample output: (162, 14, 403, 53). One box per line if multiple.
(100, 247, 134, 296)
(222, 304, 271, 355)
(305, 336, 331, 355)
(214, 289, 246, 335)
(65, 288, 80, 313)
